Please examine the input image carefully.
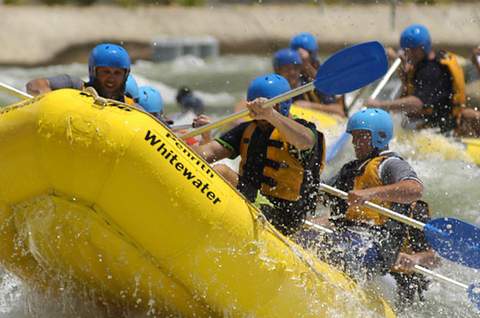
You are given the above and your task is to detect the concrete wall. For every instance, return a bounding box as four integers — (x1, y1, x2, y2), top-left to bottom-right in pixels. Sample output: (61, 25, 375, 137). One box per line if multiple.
(0, 3, 479, 66)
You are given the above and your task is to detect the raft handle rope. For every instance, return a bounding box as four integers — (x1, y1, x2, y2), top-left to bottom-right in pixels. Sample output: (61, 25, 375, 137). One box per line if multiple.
(83, 86, 109, 108)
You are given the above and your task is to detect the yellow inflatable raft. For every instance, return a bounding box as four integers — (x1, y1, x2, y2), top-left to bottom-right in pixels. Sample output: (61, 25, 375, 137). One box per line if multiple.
(463, 137, 480, 165)
(0, 89, 395, 317)
(395, 129, 480, 165)
(290, 104, 343, 130)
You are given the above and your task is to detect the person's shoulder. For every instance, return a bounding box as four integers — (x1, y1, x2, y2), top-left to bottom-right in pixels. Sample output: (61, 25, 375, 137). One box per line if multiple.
(236, 121, 253, 130)
(223, 120, 252, 136)
(379, 152, 406, 165)
(423, 54, 449, 72)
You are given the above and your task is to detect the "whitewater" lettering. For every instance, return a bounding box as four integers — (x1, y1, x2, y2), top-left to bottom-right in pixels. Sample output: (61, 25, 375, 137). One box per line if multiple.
(144, 130, 221, 205)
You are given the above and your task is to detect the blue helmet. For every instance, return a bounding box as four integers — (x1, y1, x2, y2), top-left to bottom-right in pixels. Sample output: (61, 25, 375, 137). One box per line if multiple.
(88, 43, 131, 83)
(400, 24, 432, 54)
(247, 73, 292, 116)
(125, 74, 139, 102)
(346, 108, 393, 150)
(290, 32, 318, 55)
(273, 48, 302, 69)
(138, 86, 164, 114)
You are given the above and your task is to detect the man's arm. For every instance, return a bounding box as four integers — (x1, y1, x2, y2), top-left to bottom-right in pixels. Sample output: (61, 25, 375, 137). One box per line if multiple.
(365, 96, 424, 114)
(348, 179, 423, 207)
(26, 75, 84, 96)
(192, 140, 232, 164)
(248, 98, 315, 150)
(26, 78, 51, 96)
(349, 157, 424, 206)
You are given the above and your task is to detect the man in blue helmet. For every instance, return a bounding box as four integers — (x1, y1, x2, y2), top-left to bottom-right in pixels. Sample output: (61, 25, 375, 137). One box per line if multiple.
(289, 33, 346, 117)
(139, 85, 212, 145)
(26, 43, 136, 105)
(193, 73, 325, 235)
(125, 74, 140, 103)
(303, 108, 437, 307)
(138, 86, 165, 119)
(366, 24, 466, 134)
(290, 32, 320, 82)
(176, 86, 205, 116)
(273, 47, 346, 117)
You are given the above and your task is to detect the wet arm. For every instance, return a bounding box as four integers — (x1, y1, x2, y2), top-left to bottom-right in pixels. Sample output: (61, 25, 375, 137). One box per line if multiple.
(350, 179, 423, 206)
(371, 96, 424, 114)
(268, 111, 315, 150)
(26, 75, 84, 96)
(26, 78, 51, 96)
(191, 141, 232, 163)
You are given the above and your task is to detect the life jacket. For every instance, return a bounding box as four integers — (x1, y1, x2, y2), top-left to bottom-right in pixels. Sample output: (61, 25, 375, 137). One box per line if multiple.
(239, 121, 324, 202)
(406, 50, 466, 121)
(177, 129, 198, 146)
(124, 96, 136, 106)
(330, 151, 407, 226)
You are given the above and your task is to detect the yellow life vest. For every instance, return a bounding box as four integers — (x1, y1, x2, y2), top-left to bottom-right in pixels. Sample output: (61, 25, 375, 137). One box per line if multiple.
(406, 51, 466, 117)
(124, 96, 136, 106)
(239, 122, 321, 202)
(345, 155, 392, 225)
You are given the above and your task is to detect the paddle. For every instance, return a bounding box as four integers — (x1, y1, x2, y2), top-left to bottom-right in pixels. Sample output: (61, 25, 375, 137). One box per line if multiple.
(0, 82, 31, 100)
(180, 41, 388, 140)
(305, 220, 480, 310)
(413, 265, 480, 310)
(319, 183, 480, 269)
(325, 58, 401, 163)
(171, 123, 194, 131)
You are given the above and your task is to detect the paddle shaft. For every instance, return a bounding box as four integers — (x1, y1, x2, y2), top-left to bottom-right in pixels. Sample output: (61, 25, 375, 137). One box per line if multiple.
(180, 82, 314, 139)
(0, 82, 31, 100)
(304, 220, 470, 290)
(370, 58, 401, 100)
(349, 57, 401, 114)
(413, 265, 468, 289)
(319, 183, 425, 230)
(171, 123, 193, 131)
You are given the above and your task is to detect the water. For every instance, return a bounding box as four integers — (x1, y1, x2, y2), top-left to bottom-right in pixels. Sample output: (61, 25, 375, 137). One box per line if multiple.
(0, 55, 478, 317)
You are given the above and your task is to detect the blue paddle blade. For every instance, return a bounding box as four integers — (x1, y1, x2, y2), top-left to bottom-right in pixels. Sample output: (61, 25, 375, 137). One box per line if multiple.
(467, 283, 480, 310)
(326, 132, 350, 163)
(314, 41, 388, 95)
(425, 218, 480, 269)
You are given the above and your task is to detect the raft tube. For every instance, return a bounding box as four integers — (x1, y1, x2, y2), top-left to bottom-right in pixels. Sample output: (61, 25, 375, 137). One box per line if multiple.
(0, 89, 395, 317)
